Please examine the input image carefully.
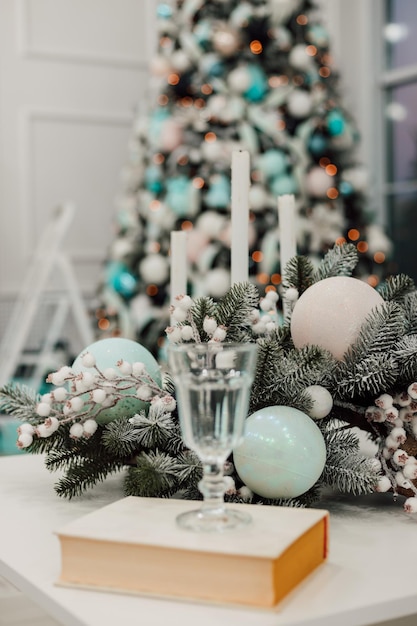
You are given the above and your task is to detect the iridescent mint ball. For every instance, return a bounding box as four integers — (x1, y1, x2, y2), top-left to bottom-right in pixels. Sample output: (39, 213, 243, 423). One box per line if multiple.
(233, 405, 326, 499)
(72, 338, 162, 424)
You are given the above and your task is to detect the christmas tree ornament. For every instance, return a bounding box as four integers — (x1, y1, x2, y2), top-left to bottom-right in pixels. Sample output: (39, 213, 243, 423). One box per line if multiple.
(287, 89, 313, 119)
(106, 261, 137, 298)
(159, 118, 183, 152)
(228, 66, 251, 93)
(327, 109, 346, 136)
(257, 149, 288, 179)
(249, 184, 269, 212)
(150, 54, 171, 77)
(288, 43, 314, 70)
(71, 338, 162, 424)
(304, 385, 333, 419)
(204, 174, 231, 208)
(165, 176, 192, 216)
(233, 405, 326, 499)
(291, 276, 385, 360)
(196, 211, 226, 239)
(139, 253, 169, 285)
(204, 267, 231, 297)
(342, 167, 368, 193)
(243, 65, 268, 102)
(306, 166, 333, 197)
(271, 173, 298, 196)
(308, 132, 328, 156)
(212, 23, 241, 57)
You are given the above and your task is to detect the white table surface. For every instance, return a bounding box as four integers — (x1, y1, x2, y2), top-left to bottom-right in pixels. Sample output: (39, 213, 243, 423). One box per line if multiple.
(0, 453, 416, 626)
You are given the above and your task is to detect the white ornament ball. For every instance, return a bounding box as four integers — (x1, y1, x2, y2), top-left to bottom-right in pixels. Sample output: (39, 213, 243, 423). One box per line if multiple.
(159, 119, 183, 152)
(288, 43, 313, 70)
(233, 405, 326, 499)
(205, 267, 231, 298)
(196, 211, 226, 239)
(212, 25, 240, 57)
(249, 184, 268, 212)
(291, 277, 385, 360)
(287, 90, 313, 118)
(305, 385, 333, 419)
(139, 253, 169, 285)
(228, 66, 251, 93)
(170, 50, 191, 72)
(150, 55, 171, 77)
(306, 167, 333, 197)
(342, 167, 368, 192)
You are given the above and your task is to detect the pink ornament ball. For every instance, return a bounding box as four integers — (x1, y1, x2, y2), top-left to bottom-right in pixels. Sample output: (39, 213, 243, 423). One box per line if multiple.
(290, 276, 384, 360)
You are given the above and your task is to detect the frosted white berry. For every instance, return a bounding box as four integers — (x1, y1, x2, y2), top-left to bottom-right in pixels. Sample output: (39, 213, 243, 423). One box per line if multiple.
(224, 475, 236, 493)
(165, 326, 182, 342)
(375, 393, 393, 410)
(180, 325, 194, 341)
(390, 427, 407, 444)
(17, 432, 33, 448)
(392, 449, 409, 466)
(384, 406, 399, 423)
(404, 497, 417, 513)
(52, 387, 67, 402)
(171, 307, 188, 323)
(69, 422, 84, 439)
(265, 290, 279, 303)
(238, 486, 253, 501)
(81, 352, 96, 368)
(407, 382, 417, 400)
(91, 388, 107, 404)
(117, 360, 133, 375)
(403, 460, 417, 480)
(83, 419, 98, 436)
(175, 295, 193, 311)
(395, 471, 412, 489)
(18, 423, 35, 435)
(203, 316, 218, 335)
(137, 385, 153, 401)
(69, 396, 84, 412)
(212, 326, 227, 341)
(260, 297, 273, 312)
(375, 475, 392, 493)
(285, 287, 299, 302)
(305, 385, 333, 419)
(36, 402, 51, 417)
(103, 367, 118, 380)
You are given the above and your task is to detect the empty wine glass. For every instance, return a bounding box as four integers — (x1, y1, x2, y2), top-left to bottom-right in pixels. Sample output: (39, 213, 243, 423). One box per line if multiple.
(168, 342, 258, 532)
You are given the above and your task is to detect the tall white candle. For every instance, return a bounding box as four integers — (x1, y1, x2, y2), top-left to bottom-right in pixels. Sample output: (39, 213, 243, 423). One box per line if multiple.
(277, 194, 296, 280)
(231, 150, 250, 285)
(170, 230, 187, 323)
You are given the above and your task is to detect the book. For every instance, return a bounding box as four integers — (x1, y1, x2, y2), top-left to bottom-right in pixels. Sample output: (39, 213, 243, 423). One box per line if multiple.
(55, 496, 329, 609)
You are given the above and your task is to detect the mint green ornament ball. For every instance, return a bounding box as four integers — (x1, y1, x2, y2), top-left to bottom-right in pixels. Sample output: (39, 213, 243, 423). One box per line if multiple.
(233, 405, 326, 499)
(72, 338, 162, 424)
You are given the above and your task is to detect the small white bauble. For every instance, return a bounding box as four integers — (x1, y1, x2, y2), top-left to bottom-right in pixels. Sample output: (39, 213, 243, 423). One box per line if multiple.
(201, 139, 227, 162)
(206, 94, 228, 117)
(196, 211, 226, 239)
(342, 167, 368, 192)
(171, 50, 191, 72)
(287, 90, 313, 118)
(288, 43, 313, 70)
(305, 385, 333, 419)
(228, 66, 251, 93)
(212, 24, 241, 57)
(306, 166, 333, 197)
(290, 277, 385, 360)
(110, 237, 133, 260)
(138, 253, 169, 285)
(150, 55, 171, 77)
(159, 119, 183, 152)
(205, 267, 231, 298)
(249, 184, 268, 212)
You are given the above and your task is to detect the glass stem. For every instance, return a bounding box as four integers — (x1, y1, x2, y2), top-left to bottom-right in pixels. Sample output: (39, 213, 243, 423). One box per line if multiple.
(198, 461, 226, 517)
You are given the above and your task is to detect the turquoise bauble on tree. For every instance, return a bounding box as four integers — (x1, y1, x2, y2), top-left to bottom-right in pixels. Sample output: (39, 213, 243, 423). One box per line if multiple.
(71, 338, 162, 424)
(233, 405, 327, 499)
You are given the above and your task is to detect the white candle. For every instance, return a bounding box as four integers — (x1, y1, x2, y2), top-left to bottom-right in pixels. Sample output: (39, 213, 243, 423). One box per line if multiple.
(277, 194, 297, 317)
(231, 150, 250, 285)
(170, 230, 187, 323)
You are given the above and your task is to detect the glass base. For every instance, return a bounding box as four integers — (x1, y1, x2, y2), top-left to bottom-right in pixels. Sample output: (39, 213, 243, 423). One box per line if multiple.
(176, 507, 252, 532)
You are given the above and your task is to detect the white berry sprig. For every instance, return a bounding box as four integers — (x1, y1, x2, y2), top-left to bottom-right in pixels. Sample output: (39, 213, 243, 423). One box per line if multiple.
(17, 353, 176, 449)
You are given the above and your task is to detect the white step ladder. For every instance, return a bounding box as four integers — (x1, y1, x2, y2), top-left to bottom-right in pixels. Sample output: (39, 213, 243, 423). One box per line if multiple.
(0, 203, 94, 390)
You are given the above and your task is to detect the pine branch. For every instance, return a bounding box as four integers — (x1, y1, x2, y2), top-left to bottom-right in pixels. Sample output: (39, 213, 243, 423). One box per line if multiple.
(377, 274, 415, 303)
(402, 293, 417, 335)
(189, 296, 216, 341)
(312, 242, 358, 282)
(321, 456, 378, 495)
(330, 353, 398, 400)
(101, 418, 144, 458)
(0, 383, 40, 421)
(214, 282, 259, 341)
(54, 457, 124, 499)
(346, 301, 405, 361)
(122, 410, 179, 450)
(282, 255, 315, 294)
(123, 450, 181, 497)
(394, 335, 417, 384)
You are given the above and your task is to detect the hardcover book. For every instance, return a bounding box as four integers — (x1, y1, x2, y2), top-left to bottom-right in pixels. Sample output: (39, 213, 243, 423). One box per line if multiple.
(55, 496, 329, 608)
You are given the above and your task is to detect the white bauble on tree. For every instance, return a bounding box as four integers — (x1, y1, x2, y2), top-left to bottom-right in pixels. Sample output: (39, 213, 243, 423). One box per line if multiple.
(205, 267, 231, 298)
(233, 406, 326, 499)
(139, 253, 169, 285)
(287, 89, 313, 118)
(228, 66, 251, 93)
(288, 43, 314, 70)
(305, 385, 333, 419)
(306, 166, 333, 197)
(291, 277, 385, 360)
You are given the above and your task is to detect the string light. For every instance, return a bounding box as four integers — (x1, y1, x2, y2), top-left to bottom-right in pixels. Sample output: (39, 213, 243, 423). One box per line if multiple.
(157, 94, 169, 106)
(325, 164, 337, 176)
(178, 155, 189, 166)
(357, 241, 369, 253)
(374, 251, 386, 263)
(146, 285, 158, 296)
(368, 275, 379, 287)
(269, 75, 289, 87)
(168, 73, 180, 85)
(98, 318, 110, 331)
(257, 273, 269, 284)
(153, 153, 165, 165)
(348, 228, 360, 241)
(296, 14, 308, 25)
(201, 84, 213, 95)
(306, 45, 317, 56)
(204, 131, 217, 142)
(319, 157, 331, 167)
(271, 273, 281, 285)
(265, 285, 277, 294)
(250, 40, 263, 54)
(319, 67, 331, 78)
(327, 187, 339, 199)
(181, 220, 193, 230)
(252, 250, 263, 263)
(335, 237, 347, 245)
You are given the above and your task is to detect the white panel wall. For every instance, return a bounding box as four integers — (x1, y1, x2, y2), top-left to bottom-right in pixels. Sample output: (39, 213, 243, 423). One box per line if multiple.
(0, 0, 157, 345)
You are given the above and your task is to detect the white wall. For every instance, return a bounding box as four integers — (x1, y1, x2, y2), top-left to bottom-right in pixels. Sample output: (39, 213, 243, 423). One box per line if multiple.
(0, 0, 157, 349)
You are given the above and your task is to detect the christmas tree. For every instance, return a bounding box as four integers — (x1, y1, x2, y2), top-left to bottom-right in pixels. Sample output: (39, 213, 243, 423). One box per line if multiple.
(96, 0, 392, 357)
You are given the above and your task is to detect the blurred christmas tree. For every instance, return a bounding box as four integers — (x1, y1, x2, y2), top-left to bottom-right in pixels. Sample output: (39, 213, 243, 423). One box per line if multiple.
(96, 0, 392, 357)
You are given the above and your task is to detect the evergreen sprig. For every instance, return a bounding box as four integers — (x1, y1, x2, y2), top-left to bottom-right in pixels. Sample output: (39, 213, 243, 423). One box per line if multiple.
(312, 242, 358, 282)
(0, 383, 39, 420)
(377, 274, 415, 303)
(215, 281, 259, 341)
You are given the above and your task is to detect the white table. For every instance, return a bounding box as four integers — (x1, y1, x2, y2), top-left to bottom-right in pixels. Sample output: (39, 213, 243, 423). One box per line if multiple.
(0, 454, 416, 626)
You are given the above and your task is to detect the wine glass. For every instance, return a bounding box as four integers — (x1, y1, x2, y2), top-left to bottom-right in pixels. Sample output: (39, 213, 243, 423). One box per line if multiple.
(168, 342, 258, 532)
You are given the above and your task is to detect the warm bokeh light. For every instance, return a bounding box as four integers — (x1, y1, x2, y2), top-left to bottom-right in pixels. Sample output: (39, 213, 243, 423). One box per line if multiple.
(271, 273, 282, 285)
(181, 97, 193, 107)
(252, 250, 263, 263)
(327, 187, 339, 199)
(374, 251, 386, 264)
(168, 73, 180, 85)
(276, 119, 286, 130)
(325, 164, 338, 176)
(319, 67, 331, 78)
(160, 36, 171, 48)
(250, 40, 263, 54)
(95, 308, 106, 319)
(296, 14, 308, 25)
(367, 275, 379, 287)
(181, 220, 193, 230)
(192, 177, 205, 189)
(201, 83, 213, 95)
(269, 75, 289, 87)
(205, 131, 217, 142)
(146, 285, 158, 296)
(157, 94, 169, 106)
(178, 155, 188, 166)
(293, 75, 304, 86)
(257, 273, 270, 284)
(265, 285, 277, 294)
(194, 98, 205, 109)
(149, 242, 161, 253)
(319, 157, 330, 167)
(153, 153, 165, 165)
(98, 318, 110, 331)
(306, 45, 317, 56)
(347, 229, 360, 241)
(335, 237, 347, 245)
(357, 241, 369, 253)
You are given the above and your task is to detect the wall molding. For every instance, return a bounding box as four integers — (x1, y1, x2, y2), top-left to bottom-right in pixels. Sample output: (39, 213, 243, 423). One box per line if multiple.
(18, 107, 133, 262)
(16, 0, 152, 70)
